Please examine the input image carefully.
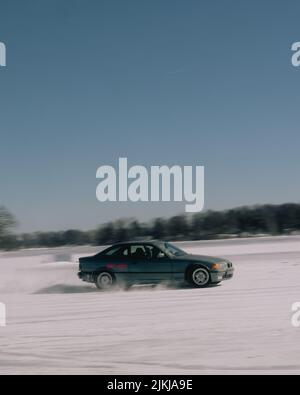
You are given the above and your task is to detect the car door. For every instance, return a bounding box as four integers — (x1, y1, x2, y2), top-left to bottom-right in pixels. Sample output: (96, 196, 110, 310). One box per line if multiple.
(128, 244, 173, 283)
(100, 245, 131, 282)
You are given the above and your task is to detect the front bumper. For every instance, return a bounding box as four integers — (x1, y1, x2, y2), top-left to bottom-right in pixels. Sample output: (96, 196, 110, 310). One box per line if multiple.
(211, 268, 234, 283)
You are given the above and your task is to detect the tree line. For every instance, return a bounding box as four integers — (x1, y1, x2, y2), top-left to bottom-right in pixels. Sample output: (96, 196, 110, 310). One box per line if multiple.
(1, 203, 300, 250)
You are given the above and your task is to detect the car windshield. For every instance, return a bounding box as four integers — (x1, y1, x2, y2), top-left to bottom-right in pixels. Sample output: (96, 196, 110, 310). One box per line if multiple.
(164, 242, 187, 257)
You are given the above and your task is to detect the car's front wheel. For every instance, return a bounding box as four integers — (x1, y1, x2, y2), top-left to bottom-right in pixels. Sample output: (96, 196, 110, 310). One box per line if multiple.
(95, 272, 116, 290)
(187, 267, 211, 288)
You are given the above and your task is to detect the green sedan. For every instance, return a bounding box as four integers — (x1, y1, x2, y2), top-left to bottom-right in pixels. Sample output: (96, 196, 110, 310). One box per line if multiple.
(78, 240, 234, 290)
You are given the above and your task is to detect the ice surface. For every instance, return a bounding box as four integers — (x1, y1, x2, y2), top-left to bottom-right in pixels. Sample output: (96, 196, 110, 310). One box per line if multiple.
(0, 236, 300, 375)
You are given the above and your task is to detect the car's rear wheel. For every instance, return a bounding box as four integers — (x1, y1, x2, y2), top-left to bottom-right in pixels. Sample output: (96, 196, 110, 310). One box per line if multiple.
(95, 272, 115, 290)
(187, 267, 211, 288)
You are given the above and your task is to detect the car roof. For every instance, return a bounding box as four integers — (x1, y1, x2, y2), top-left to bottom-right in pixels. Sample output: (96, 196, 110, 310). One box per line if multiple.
(113, 240, 165, 247)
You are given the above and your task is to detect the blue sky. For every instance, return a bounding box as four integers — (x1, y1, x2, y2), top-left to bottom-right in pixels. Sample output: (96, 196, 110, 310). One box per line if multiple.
(0, 0, 300, 232)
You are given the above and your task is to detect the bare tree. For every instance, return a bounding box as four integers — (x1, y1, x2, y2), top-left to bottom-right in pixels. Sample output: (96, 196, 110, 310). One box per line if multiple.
(0, 206, 16, 235)
(0, 206, 17, 249)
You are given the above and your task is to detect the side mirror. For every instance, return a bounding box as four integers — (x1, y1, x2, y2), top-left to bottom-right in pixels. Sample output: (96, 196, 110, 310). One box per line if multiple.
(157, 252, 166, 259)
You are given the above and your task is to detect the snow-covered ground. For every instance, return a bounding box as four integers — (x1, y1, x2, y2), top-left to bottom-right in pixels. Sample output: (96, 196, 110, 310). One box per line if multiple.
(0, 236, 300, 375)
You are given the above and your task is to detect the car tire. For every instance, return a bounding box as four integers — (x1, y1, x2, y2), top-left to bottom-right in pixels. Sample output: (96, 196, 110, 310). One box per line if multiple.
(95, 272, 116, 290)
(187, 266, 211, 288)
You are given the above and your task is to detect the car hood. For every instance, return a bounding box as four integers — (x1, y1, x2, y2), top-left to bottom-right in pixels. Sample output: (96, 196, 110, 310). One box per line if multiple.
(175, 254, 229, 265)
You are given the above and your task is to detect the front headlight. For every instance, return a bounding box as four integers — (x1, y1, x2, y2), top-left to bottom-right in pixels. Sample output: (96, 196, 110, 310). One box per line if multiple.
(211, 263, 222, 271)
(211, 262, 227, 271)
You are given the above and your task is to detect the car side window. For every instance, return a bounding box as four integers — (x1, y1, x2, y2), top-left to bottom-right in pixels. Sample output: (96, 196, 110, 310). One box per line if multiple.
(130, 245, 147, 258)
(128, 245, 167, 260)
(144, 245, 167, 260)
(103, 246, 129, 257)
(150, 246, 167, 259)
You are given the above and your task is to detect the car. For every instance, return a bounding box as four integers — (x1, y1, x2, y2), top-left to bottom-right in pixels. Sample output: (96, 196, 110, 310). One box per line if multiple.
(78, 240, 234, 290)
